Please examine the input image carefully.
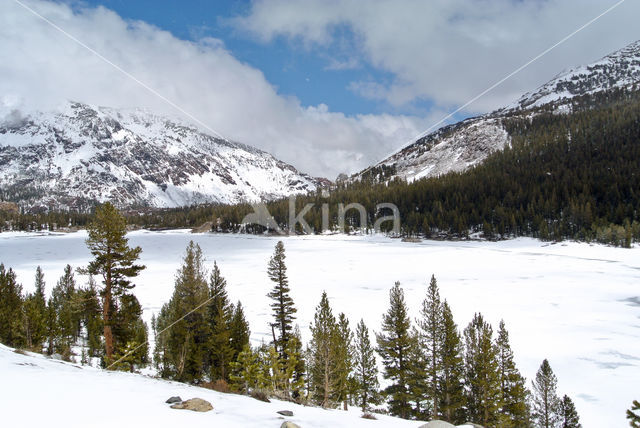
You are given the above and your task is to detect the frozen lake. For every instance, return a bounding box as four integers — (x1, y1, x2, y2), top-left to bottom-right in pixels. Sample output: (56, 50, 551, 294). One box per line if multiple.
(1, 230, 638, 427)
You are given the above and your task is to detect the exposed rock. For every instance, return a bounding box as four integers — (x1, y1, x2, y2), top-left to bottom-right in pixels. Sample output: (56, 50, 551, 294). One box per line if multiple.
(280, 422, 301, 428)
(277, 410, 294, 416)
(170, 397, 213, 412)
(165, 396, 182, 404)
(417, 421, 456, 428)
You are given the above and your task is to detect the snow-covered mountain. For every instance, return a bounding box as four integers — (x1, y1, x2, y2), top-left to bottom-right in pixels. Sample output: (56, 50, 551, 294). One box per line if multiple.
(0, 102, 321, 210)
(362, 39, 640, 183)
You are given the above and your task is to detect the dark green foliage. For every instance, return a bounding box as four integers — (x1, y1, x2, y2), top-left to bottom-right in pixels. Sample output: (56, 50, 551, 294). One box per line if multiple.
(111, 293, 148, 371)
(532, 359, 561, 428)
(418, 274, 444, 419)
(229, 301, 250, 361)
(560, 395, 581, 428)
(627, 399, 640, 427)
(309, 291, 338, 408)
(23, 266, 47, 350)
(439, 300, 466, 424)
(353, 319, 380, 412)
(376, 282, 414, 419)
(0, 265, 24, 347)
(78, 277, 103, 358)
(464, 313, 501, 427)
(49, 264, 81, 355)
(208, 261, 233, 381)
(267, 241, 297, 357)
(496, 320, 530, 427)
(83, 202, 145, 364)
(154, 241, 210, 382)
(333, 312, 353, 410)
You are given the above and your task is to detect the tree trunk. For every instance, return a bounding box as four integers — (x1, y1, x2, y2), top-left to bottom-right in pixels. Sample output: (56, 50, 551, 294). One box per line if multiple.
(103, 272, 114, 365)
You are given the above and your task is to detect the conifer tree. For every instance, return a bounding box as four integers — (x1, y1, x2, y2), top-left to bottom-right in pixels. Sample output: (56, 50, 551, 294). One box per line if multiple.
(333, 312, 353, 410)
(79, 277, 102, 358)
(464, 313, 501, 426)
(0, 265, 24, 348)
(439, 300, 465, 424)
(496, 320, 530, 427)
(532, 359, 561, 428)
(267, 241, 296, 357)
(50, 264, 80, 355)
(418, 274, 444, 418)
(376, 281, 414, 419)
(229, 301, 250, 361)
(309, 291, 338, 408)
(287, 326, 306, 400)
(154, 241, 210, 382)
(208, 262, 233, 381)
(83, 202, 145, 364)
(559, 395, 581, 428)
(627, 400, 640, 427)
(406, 327, 429, 418)
(230, 344, 263, 393)
(23, 266, 47, 350)
(111, 293, 148, 371)
(353, 319, 380, 412)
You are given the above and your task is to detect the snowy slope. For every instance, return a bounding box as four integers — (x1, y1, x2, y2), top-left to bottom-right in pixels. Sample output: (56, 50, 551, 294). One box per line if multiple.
(1, 231, 638, 427)
(364, 39, 640, 183)
(0, 102, 320, 210)
(0, 344, 433, 428)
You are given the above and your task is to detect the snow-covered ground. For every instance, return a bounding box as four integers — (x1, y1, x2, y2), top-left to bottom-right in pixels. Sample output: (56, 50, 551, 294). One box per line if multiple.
(1, 230, 638, 427)
(0, 344, 429, 428)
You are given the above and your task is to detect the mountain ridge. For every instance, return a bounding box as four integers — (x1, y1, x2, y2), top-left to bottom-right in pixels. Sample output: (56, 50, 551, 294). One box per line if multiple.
(0, 101, 323, 211)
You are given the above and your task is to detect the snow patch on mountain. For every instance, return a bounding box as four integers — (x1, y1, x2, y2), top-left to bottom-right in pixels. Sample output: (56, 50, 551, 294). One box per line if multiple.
(0, 102, 320, 210)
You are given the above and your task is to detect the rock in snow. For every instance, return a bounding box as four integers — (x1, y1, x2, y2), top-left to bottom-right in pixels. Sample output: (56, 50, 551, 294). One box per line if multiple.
(169, 397, 213, 412)
(277, 410, 294, 416)
(165, 396, 182, 404)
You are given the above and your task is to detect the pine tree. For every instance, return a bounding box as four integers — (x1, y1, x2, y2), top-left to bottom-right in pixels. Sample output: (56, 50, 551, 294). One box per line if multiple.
(406, 327, 429, 418)
(230, 344, 261, 393)
(0, 265, 24, 348)
(627, 400, 640, 427)
(208, 261, 233, 381)
(287, 326, 306, 400)
(438, 300, 465, 424)
(267, 241, 296, 357)
(376, 281, 414, 419)
(23, 266, 47, 350)
(418, 274, 444, 419)
(333, 312, 353, 410)
(111, 293, 148, 371)
(532, 359, 561, 428)
(83, 202, 145, 364)
(79, 277, 102, 358)
(353, 319, 380, 413)
(559, 395, 581, 428)
(463, 313, 501, 426)
(50, 264, 80, 355)
(229, 301, 250, 361)
(309, 291, 338, 408)
(496, 320, 530, 427)
(154, 241, 210, 382)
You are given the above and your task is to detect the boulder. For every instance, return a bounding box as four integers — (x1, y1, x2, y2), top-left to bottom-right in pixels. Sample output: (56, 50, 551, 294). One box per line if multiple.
(280, 422, 301, 428)
(165, 396, 182, 404)
(277, 410, 294, 417)
(170, 397, 213, 412)
(418, 421, 456, 428)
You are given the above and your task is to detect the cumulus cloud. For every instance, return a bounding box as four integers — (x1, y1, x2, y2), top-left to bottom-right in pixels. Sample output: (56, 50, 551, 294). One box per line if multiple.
(232, 0, 640, 112)
(0, 0, 428, 178)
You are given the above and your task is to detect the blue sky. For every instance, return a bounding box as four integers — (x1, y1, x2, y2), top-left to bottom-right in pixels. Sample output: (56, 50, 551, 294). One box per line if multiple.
(82, 0, 414, 117)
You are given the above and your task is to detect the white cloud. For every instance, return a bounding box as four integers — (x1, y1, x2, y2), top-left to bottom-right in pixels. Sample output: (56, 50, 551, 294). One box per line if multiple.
(0, 0, 427, 178)
(233, 0, 640, 112)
